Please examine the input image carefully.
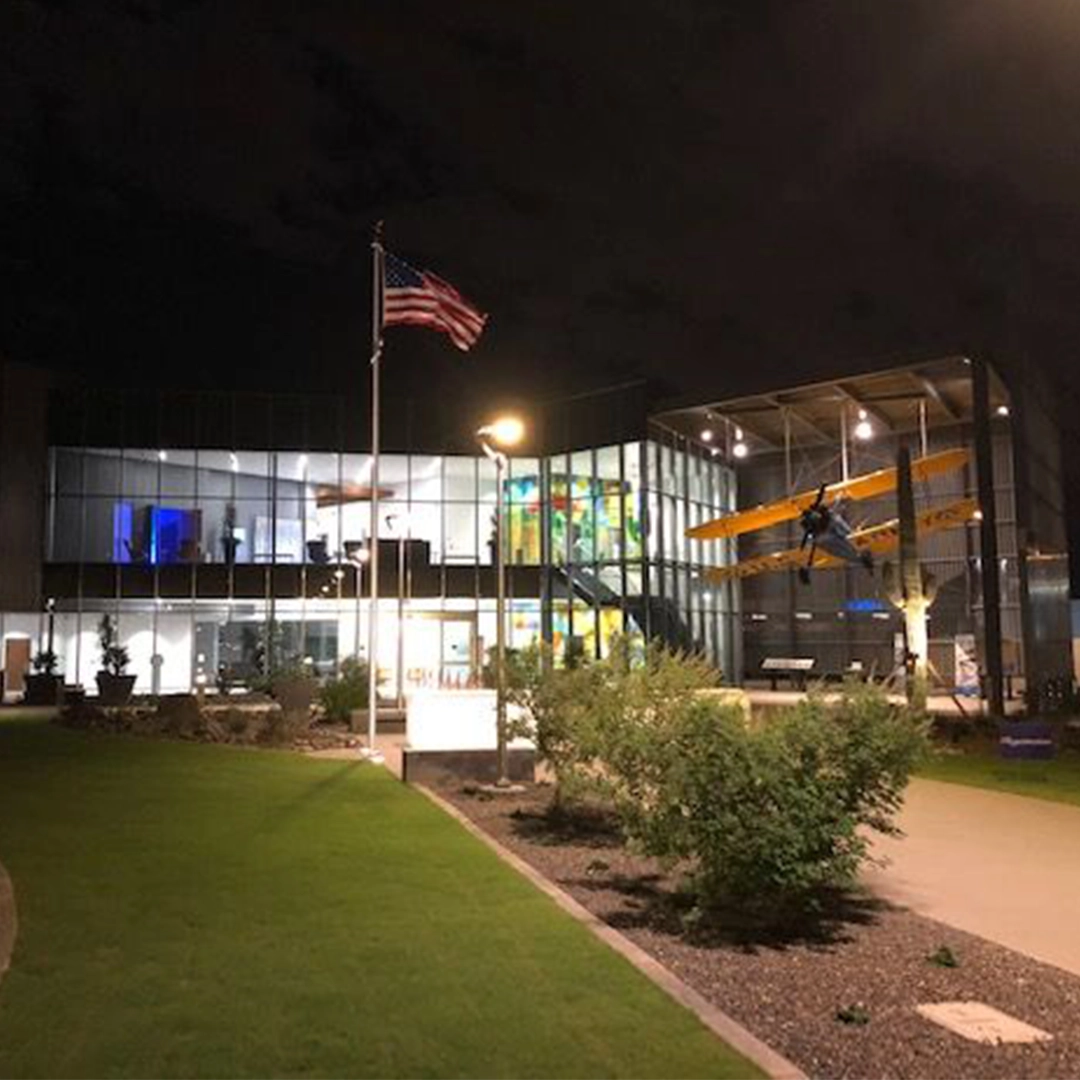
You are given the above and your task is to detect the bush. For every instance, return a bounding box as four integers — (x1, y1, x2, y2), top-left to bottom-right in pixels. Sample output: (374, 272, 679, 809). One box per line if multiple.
(509, 637, 719, 809)
(318, 658, 370, 723)
(156, 694, 206, 739)
(262, 704, 313, 747)
(514, 641, 927, 918)
(627, 684, 929, 917)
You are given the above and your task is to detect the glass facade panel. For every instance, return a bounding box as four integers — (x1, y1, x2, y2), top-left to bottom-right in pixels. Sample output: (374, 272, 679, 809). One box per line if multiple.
(407, 455, 443, 503)
(444, 503, 478, 563)
(81, 448, 122, 496)
(54, 447, 85, 494)
(53, 497, 84, 561)
(506, 467, 542, 565)
(444, 457, 476, 501)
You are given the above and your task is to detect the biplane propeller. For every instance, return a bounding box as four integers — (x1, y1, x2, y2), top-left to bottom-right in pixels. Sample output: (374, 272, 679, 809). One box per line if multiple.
(796, 484, 873, 584)
(688, 447, 974, 584)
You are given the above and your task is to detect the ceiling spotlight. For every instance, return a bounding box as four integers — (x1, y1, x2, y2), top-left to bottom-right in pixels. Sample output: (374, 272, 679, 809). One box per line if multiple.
(732, 439, 749, 460)
(996, 404, 1010, 417)
(333, 568, 346, 581)
(157, 449, 168, 462)
(700, 429, 714, 443)
(973, 508, 984, 521)
(854, 418, 873, 441)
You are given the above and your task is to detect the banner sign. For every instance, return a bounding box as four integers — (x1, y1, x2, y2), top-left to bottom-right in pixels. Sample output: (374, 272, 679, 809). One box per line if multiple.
(999, 721, 1056, 760)
(954, 633, 980, 697)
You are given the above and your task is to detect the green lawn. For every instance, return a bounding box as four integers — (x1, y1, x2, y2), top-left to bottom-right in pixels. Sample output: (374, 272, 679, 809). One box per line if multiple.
(919, 740, 1080, 808)
(0, 716, 759, 1079)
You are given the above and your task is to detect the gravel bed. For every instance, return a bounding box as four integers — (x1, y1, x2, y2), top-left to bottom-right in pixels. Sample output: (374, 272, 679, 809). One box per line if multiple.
(439, 781, 1080, 1080)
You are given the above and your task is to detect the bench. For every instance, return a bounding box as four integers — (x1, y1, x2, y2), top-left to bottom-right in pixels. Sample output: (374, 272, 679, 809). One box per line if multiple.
(760, 657, 815, 691)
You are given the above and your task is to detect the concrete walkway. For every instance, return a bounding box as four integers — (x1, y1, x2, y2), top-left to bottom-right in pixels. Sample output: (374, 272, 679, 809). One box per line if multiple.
(864, 778, 1080, 977)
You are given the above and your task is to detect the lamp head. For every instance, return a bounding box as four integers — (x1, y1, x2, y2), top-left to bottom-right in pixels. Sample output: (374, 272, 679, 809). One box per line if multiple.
(477, 415, 525, 448)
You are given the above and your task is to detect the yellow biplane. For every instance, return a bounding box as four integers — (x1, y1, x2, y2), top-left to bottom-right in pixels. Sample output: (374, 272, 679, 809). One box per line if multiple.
(688, 448, 975, 583)
(703, 497, 977, 583)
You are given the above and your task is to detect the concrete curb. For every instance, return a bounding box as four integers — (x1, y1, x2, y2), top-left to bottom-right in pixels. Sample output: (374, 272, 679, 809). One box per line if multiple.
(416, 785, 807, 1080)
(0, 859, 16, 985)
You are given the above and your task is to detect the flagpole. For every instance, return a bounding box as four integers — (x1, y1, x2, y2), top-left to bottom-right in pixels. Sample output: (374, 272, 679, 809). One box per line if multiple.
(364, 222, 384, 763)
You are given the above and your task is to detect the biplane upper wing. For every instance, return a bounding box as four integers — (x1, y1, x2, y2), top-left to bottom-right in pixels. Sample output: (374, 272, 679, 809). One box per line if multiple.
(704, 497, 978, 583)
(687, 448, 970, 541)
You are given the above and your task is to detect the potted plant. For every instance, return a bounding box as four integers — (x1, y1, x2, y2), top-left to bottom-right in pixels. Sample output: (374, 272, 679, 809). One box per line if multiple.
(24, 649, 63, 706)
(96, 614, 136, 705)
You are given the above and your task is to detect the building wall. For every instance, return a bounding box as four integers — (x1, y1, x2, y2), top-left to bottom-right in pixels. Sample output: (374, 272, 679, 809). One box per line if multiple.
(0, 363, 49, 611)
(1011, 364, 1073, 698)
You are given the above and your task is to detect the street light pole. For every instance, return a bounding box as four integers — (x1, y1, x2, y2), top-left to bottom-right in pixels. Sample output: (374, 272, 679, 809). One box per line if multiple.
(494, 448, 508, 785)
(477, 416, 524, 788)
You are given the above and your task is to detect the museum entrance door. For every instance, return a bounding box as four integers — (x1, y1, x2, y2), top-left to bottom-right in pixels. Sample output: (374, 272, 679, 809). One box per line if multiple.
(4, 637, 31, 695)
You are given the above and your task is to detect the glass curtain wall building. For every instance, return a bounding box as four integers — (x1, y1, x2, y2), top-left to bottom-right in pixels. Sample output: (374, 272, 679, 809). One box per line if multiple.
(7, 353, 1063, 707)
(15, 383, 736, 696)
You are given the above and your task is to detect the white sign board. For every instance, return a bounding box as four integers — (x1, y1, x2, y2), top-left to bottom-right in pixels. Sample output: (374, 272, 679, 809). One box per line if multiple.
(406, 689, 533, 752)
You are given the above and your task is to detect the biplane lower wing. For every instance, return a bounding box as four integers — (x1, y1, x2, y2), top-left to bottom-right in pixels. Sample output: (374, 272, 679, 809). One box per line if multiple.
(687, 448, 970, 541)
(704, 497, 978, 583)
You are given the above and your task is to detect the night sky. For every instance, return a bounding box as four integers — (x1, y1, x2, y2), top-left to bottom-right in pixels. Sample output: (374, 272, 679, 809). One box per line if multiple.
(4, 1, 1080, 580)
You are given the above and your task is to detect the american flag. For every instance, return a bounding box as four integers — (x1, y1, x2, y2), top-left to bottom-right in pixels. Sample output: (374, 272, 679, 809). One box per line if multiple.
(382, 251, 488, 352)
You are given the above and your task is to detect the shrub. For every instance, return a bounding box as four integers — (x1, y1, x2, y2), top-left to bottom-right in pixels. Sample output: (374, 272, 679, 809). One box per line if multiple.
(504, 642, 603, 805)
(262, 703, 313, 747)
(225, 708, 255, 738)
(156, 694, 206, 739)
(31, 649, 59, 675)
(516, 641, 927, 917)
(626, 684, 928, 917)
(97, 614, 130, 675)
(318, 658, 370, 723)
(509, 637, 719, 810)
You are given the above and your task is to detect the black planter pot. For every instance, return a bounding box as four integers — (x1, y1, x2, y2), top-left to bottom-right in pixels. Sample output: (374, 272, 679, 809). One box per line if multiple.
(96, 672, 137, 706)
(24, 673, 63, 706)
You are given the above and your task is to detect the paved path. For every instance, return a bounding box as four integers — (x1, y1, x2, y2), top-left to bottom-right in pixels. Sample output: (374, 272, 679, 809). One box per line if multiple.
(864, 778, 1080, 976)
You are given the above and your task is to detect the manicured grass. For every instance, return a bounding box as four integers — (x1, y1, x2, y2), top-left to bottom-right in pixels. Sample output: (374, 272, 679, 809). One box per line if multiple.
(919, 740, 1080, 808)
(0, 717, 760, 1079)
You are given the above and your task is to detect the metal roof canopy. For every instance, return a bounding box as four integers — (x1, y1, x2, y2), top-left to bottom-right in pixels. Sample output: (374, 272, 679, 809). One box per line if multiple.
(651, 355, 1010, 455)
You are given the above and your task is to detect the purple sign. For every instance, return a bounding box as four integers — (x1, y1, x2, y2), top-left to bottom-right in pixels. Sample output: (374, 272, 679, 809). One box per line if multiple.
(998, 721, 1056, 760)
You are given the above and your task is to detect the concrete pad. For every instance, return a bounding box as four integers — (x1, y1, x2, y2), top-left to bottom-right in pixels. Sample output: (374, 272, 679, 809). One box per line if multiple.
(865, 778, 1080, 976)
(916, 1001, 1053, 1045)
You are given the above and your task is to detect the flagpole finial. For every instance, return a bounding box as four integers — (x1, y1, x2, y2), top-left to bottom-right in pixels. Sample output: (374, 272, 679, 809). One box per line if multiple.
(373, 219, 384, 247)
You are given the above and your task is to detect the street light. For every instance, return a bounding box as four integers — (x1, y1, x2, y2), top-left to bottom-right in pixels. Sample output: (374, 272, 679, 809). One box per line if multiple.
(477, 415, 525, 787)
